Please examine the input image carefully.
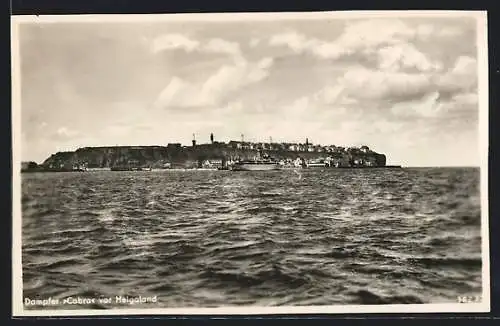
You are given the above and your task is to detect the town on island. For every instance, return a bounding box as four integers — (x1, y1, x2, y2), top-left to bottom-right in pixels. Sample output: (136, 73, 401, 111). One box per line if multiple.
(21, 133, 401, 172)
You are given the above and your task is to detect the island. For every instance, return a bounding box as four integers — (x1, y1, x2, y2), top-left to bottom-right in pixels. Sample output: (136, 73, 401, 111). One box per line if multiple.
(21, 136, 400, 172)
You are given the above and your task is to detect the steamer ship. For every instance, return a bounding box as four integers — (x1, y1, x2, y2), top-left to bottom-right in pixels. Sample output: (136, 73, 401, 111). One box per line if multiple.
(230, 152, 280, 171)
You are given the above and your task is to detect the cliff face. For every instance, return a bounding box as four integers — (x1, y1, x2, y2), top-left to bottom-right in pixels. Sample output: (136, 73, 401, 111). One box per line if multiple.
(41, 144, 386, 169)
(21, 161, 41, 172)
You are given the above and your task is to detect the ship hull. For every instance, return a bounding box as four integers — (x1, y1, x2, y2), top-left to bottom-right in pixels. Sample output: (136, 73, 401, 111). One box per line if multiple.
(306, 163, 327, 168)
(231, 163, 281, 171)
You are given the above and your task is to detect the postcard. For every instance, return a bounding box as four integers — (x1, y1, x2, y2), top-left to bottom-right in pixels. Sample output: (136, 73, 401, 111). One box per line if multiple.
(11, 10, 489, 316)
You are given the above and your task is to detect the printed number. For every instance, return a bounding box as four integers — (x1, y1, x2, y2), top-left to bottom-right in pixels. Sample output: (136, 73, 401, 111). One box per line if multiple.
(457, 295, 481, 303)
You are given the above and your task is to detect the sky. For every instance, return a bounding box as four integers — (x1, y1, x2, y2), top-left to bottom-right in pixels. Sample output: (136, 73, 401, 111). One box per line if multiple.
(17, 14, 482, 166)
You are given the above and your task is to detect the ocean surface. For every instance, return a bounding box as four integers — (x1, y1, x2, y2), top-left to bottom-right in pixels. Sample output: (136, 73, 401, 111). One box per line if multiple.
(21, 168, 483, 309)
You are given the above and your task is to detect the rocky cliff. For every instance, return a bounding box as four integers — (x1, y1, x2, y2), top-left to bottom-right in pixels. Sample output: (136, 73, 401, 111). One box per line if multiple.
(40, 144, 386, 170)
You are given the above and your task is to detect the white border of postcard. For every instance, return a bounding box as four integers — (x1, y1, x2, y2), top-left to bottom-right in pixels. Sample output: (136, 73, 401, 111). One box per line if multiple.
(11, 10, 490, 316)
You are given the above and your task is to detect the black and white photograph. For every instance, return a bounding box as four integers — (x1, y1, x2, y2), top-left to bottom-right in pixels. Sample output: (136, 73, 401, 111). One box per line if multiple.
(11, 11, 489, 316)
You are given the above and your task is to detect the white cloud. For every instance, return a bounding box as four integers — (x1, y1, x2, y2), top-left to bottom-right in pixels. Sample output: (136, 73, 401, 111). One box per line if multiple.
(415, 24, 434, 39)
(151, 34, 200, 53)
(437, 92, 478, 116)
(249, 37, 261, 48)
(389, 88, 478, 120)
(451, 55, 477, 75)
(203, 38, 242, 58)
(201, 57, 273, 101)
(377, 43, 443, 72)
(217, 100, 244, 115)
(313, 85, 344, 104)
(372, 119, 407, 134)
(279, 86, 352, 125)
(390, 91, 444, 118)
(309, 85, 358, 108)
(268, 19, 444, 73)
(439, 26, 464, 37)
(286, 96, 310, 118)
(151, 34, 274, 109)
(414, 24, 462, 39)
(339, 66, 432, 100)
(153, 57, 274, 109)
(151, 34, 242, 61)
(153, 77, 203, 108)
(269, 32, 305, 52)
(437, 55, 477, 92)
(335, 19, 415, 50)
(269, 32, 346, 59)
(452, 93, 478, 106)
(56, 127, 78, 137)
(51, 126, 81, 141)
(335, 55, 476, 108)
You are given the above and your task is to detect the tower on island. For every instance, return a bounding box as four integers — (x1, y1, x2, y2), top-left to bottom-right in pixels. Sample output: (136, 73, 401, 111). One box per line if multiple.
(210, 133, 214, 144)
(192, 133, 196, 147)
(306, 138, 309, 146)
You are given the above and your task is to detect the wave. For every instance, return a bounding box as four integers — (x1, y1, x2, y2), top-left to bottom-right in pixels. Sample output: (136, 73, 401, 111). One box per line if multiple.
(21, 168, 483, 307)
(200, 266, 310, 289)
(348, 289, 425, 304)
(244, 206, 291, 215)
(407, 257, 482, 269)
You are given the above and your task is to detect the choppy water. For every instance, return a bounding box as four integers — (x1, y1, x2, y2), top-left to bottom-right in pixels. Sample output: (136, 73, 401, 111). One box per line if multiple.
(21, 168, 483, 309)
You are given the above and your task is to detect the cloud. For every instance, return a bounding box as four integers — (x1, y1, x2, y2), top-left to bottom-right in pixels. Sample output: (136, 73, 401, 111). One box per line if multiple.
(216, 100, 245, 115)
(415, 24, 434, 39)
(51, 126, 80, 141)
(153, 77, 203, 108)
(438, 26, 464, 37)
(377, 43, 443, 72)
(307, 52, 477, 120)
(313, 85, 345, 104)
(339, 66, 433, 101)
(452, 92, 478, 106)
(452, 55, 477, 75)
(279, 86, 353, 126)
(151, 34, 200, 53)
(269, 20, 416, 59)
(153, 57, 274, 109)
(438, 92, 479, 121)
(150, 34, 274, 109)
(204, 38, 242, 58)
(268, 19, 446, 73)
(151, 34, 242, 60)
(206, 56, 274, 98)
(249, 37, 261, 48)
(387, 87, 478, 121)
(390, 91, 444, 118)
(264, 19, 476, 128)
(437, 55, 477, 94)
(269, 32, 348, 60)
(414, 24, 463, 40)
(335, 19, 415, 49)
(270, 32, 320, 54)
(371, 119, 407, 134)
